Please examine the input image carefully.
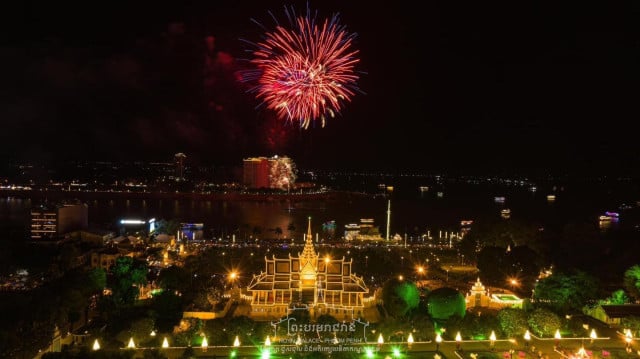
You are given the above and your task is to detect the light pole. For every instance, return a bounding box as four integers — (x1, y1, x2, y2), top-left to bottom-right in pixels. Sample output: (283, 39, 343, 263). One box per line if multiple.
(524, 330, 531, 349)
(554, 329, 561, 348)
(455, 332, 462, 351)
(490, 331, 496, 351)
(435, 333, 442, 352)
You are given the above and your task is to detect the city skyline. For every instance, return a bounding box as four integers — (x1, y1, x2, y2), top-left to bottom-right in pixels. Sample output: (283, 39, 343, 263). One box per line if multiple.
(2, 1, 639, 175)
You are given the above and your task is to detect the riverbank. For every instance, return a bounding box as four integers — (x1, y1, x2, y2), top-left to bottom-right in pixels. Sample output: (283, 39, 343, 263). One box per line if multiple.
(0, 188, 375, 202)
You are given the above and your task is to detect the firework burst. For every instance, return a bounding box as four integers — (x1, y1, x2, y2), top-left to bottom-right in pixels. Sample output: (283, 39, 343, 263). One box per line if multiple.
(243, 6, 362, 129)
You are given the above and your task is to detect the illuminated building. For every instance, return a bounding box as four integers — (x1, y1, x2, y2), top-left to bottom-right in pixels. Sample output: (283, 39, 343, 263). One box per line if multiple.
(179, 223, 204, 241)
(31, 201, 88, 240)
(465, 278, 523, 309)
(174, 153, 187, 180)
(243, 157, 270, 189)
(243, 156, 297, 190)
(344, 219, 383, 241)
(247, 218, 372, 320)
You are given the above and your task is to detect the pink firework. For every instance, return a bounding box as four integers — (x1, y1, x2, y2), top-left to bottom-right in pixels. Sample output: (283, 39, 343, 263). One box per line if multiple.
(248, 7, 361, 129)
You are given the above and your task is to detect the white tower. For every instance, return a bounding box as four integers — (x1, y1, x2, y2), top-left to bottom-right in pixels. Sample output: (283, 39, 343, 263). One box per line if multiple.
(386, 200, 391, 241)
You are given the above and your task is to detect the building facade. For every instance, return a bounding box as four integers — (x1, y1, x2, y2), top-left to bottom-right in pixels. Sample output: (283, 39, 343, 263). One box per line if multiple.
(247, 218, 372, 320)
(242, 156, 296, 190)
(31, 202, 88, 240)
(243, 157, 270, 189)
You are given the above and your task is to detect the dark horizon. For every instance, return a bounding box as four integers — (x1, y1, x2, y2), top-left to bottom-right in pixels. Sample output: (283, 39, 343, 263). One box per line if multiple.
(2, 1, 639, 175)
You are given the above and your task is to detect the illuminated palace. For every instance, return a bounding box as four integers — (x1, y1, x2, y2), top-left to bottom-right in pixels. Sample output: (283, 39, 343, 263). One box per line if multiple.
(247, 218, 373, 320)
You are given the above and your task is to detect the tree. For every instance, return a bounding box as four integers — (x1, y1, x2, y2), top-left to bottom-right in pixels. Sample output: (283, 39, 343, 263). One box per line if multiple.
(602, 289, 630, 305)
(624, 265, 640, 300)
(382, 278, 420, 318)
(460, 311, 499, 339)
(129, 318, 155, 346)
(426, 287, 466, 324)
(150, 291, 184, 332)
(621, 316, 640, 336)
(85, 267, 107, 294)
(157, 266, 190, 293)
(110, 257, 148, 308)
(497, 308, 529, 338)
(476, 246, 509, 285)
(527, 308, 561, 337)
(533, 270, 599, 313)
(155, 219, 180, 236)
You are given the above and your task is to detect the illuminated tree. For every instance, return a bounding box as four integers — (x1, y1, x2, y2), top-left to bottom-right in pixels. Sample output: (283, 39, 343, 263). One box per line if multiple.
(382, 278, 420, 318)
(533, 270, 599, 312)
(602, 289, 630, 305)
(623, 265, 640, 300)
(621, 316, 640, 336)
(426, 287, 466, 323)
(527, 308, 561, 337)
(497, 308, 529, 338)
(110, 257, 148, 308)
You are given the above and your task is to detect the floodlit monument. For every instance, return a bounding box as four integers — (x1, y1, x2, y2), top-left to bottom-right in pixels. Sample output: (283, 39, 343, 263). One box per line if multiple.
(465, 278, 523, 309)
(247, 218, 373, 320)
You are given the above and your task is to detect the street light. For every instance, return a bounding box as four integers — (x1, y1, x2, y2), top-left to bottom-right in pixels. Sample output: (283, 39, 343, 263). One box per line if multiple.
(127, 337, 135, 349)
(490, 331, 496, 350)
(590, 329, 597, 345)
(455, 332, 462, 350)
(234, 335, 241, 347)
(92, 339, 100, 351)
(202, 336, 208, 352)
(162, 337, 169, 348)
(435, 333, 442, 351)
(625, 329, 633, 352)
(407, 333, 414, 349)
(265, 335, 272, 347)
(378, 333, 385, 346)
(554, 329, 561, 348)
(524, 330, 531, 348)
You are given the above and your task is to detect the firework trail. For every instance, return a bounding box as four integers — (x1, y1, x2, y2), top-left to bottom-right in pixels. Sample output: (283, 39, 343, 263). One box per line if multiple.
(242, 5, 362, 129)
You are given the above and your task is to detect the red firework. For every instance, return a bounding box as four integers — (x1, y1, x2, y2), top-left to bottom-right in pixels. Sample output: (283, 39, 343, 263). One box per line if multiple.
(249, 8, 361, 129)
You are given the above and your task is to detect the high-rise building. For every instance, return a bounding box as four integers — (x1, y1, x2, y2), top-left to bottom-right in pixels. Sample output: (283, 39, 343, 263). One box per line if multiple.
(174, 152, 187, 180)
(243, 155, 297, 189)
(31, 201, 89, 240)
(243, 157, 271, 189)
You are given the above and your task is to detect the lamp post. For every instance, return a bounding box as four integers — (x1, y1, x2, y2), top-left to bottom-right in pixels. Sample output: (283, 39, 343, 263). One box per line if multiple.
(524, 330, 531, 349)
(554, 329, 561, 348)
(435, 333, 442, 352)
(162, 337, 169, 349)
(127, 337, 135, 349)
(202, 336, 208, 353)
(625, 329, 632, 353)
(234, 335, 240, 347)
(490, 331, 496, 351)
(378, 333, 384, 348)
(407, 333, 414, 349)
(455, 332, 462, 351)
(92, 339, 100, 351)
(590, 328, 597, 345)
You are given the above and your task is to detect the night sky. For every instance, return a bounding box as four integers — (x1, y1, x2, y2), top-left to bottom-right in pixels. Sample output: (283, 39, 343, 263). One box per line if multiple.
(2, 1, 639, 174)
